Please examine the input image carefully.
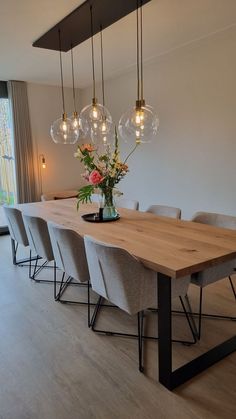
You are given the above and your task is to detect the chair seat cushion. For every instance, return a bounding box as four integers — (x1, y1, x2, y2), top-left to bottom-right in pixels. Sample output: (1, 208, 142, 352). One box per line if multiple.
(191, 259, 236, 287)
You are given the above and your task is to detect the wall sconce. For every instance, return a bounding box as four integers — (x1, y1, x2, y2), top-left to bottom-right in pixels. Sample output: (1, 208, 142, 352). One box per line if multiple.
(38, 154, 46, 197)
(41, 154, 46, 169)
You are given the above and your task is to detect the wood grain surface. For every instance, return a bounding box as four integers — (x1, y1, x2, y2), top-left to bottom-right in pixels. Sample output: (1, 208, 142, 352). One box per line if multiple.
(17, 199, 236, 278)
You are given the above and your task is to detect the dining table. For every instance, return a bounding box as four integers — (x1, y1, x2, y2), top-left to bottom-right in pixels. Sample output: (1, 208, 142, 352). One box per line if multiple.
(16, 198, 236, 390)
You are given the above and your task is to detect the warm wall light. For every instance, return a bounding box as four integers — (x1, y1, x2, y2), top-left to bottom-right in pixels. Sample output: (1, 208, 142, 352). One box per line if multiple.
(38, 154, 46, 197)
(41, 155, 46, 169)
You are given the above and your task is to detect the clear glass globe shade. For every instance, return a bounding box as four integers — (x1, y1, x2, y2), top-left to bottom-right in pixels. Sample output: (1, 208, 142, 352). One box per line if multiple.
(91, 119, 114, 146)
(118, 104, 159, 143)
(80, 102, 112, 136)
(50, 116, 79, 144)
(69, 113, 82, 140)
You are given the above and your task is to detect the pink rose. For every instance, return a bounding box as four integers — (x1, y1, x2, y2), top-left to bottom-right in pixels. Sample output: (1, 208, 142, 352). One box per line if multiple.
(89, 170, 104, 185)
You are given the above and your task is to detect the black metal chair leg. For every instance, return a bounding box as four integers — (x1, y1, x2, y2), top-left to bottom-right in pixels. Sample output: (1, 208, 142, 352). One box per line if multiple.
(179, 296, 197, 344)
(54, 261, 58, 300)
(31, 255, 39, 280)
(88, 280, 91, 328)
(184, 294, 198, 338)
(137, 311, 144, 373)
(198, 287, 203, 340)
(91, 296, 104, 330)
(229, 276, 236, 300)
(11, 238, 17, 265)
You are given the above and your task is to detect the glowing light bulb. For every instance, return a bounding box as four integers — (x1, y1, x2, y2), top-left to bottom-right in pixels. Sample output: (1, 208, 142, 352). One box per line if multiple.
(135, 108, 145, 126)
(101, 121, 107, 133)
(92, 106, 98, 120)
(72, 118, 78, 128)
(135, 111, 141, 125)
(62, 121, 68, 132)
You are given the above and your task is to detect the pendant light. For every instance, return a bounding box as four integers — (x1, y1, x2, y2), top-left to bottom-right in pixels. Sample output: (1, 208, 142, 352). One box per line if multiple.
(118, 0, 159, 144)
(91, 25, 113, 146)
(80, 5, 112, 140)
(50, 29, 79, 145)
(69, 44, 81, 139)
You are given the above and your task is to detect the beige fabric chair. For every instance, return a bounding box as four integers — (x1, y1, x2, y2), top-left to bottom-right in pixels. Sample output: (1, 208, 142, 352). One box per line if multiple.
(91, 194, 139, 210)
(22, 214, 55, 285)
(3, 206, 31, 266)
(116, 198, 139, 210)
(146, 205, 181, 219)
(190, 211, 236, 339)
(84, 235, 195, 372)
(48, 222, 91, 324)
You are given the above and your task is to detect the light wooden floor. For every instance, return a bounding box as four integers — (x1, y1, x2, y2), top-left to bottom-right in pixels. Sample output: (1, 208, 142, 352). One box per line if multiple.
(0, 234, 235, 419)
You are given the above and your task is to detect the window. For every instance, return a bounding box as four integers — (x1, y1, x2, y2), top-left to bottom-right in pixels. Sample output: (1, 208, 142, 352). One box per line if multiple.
(0, 82, 16, 207)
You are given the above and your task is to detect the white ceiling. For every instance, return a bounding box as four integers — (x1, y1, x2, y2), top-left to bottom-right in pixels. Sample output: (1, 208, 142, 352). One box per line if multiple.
(1, 0, 236, 88)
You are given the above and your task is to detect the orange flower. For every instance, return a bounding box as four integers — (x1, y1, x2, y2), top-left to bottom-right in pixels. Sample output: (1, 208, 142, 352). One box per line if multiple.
(115, 162, 128, 172)
(81, 143, 95, 152)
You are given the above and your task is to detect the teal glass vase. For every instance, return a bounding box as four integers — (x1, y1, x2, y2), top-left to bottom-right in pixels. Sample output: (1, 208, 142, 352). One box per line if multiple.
(101, 188, 118, 220)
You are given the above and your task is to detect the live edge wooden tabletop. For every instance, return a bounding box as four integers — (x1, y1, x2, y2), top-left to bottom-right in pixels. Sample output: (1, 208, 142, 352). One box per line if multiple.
(16, 198, 236, 279)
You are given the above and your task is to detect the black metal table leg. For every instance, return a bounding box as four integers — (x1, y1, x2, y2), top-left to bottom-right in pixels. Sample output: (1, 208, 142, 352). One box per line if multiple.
(157, 273, 236, 391)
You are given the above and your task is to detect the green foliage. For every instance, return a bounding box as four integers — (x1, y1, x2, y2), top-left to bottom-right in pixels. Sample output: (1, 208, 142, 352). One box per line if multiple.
(74, 127, 139, 211)
(77, 185, 94, 210)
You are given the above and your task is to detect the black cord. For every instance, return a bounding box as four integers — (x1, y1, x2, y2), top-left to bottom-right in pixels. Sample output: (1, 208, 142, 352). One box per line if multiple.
(140, 0, 144, 101)
(136, 0, 140, 101)
(100, 26, 105, 108)
(70, 44, 77, 111)
(58, 29, 65, 114)
(90, 5, 96, 99)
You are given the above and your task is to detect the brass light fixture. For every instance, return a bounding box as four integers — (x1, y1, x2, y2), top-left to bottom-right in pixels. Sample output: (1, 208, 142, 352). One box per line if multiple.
(118, 0, 159, 144)
(69, 44, 81, 139)
(50, 30, 79, 145)
(80, 5, 112, 141)
(91, 25, 113, 146)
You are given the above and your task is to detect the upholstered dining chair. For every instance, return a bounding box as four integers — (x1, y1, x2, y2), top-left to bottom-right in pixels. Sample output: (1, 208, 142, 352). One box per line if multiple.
(190, 211, 236, 339)
(146, 205, 181, 219)
(115, 198, 139, 210)
(92, 193, 139, 211)
(48, 222, 92, 325)
(3, 206, 33, 268)
(22, 214, 55, 285)
(84, 235, 196, 372)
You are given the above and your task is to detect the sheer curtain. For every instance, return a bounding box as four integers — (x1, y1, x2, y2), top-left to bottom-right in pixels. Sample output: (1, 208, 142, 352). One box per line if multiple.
(7, 81, 37, 203)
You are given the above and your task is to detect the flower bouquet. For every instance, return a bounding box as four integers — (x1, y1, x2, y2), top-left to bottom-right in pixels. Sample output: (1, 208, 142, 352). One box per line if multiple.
(74, 129, 138, 220)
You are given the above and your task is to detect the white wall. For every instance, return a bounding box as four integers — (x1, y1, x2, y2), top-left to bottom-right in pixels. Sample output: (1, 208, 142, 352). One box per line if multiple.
(81, 26, 236, 219)
(27, 83, 83, 199)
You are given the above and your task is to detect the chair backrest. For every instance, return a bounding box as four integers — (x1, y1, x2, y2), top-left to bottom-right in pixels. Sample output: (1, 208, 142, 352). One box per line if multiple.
(3, 206, 29, 246)
(84, 235, 156, 315)
(191, 211, 236, 286)
(48, 222, 89, 283)
(146, 205, 181, 219)
(41, 190, 78, 201)
(23, 214, 54, 261)
(192, 211, 236, 230)
(115, 198, 139, 210)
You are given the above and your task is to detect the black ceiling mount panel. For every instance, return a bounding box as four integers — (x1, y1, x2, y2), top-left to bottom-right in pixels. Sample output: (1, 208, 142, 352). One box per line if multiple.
(33, 0, 151, 52)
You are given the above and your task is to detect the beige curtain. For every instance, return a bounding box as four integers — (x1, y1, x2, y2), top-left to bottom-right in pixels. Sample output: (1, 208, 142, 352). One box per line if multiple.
(7, 81, 37, 203)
